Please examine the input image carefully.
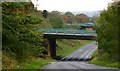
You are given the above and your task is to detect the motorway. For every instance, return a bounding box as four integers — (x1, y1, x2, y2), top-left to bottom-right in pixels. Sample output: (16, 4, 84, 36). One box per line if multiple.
(42, 42, 118, 71)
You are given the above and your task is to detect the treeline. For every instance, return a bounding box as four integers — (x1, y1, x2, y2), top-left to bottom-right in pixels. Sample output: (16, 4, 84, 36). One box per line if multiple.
(43, 11, 97, 28)
(96, 1, 119, 64)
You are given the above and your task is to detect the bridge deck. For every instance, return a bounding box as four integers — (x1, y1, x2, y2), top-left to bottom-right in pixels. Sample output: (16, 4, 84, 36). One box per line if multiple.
(44, 33, 97, 40)
(40, 28, 97, 40)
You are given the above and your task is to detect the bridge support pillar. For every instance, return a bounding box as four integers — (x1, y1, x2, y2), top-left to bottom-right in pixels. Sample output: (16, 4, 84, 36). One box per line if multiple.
(48, 38, 56, 58)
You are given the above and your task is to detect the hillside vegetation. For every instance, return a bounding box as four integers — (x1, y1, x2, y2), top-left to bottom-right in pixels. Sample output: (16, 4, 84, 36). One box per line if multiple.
(89, 2, 119, 68)
(2, 2, 44, 68)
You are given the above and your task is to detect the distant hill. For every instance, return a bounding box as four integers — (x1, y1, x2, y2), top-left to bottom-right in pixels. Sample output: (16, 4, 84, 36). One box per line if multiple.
(63, 11, 101, 17)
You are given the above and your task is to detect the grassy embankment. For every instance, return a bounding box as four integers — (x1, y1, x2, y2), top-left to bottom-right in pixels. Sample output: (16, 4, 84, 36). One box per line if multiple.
(89, 50, 119, 68)
(21, 58, 56, 69)
(56, 40, 94, 57)
(17, 40, 93, 69)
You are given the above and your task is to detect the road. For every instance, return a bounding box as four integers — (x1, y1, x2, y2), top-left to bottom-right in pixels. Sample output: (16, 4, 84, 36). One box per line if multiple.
(42, 42, 118, 71)
(61, 42, 97, 61)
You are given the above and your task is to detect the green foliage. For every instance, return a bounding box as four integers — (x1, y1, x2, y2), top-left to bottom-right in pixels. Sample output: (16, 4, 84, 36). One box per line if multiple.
(2, 2, 44, 64)
(89, 59, 119, 68)
(22, 58, 56, 69)
(96, 2, 119, 61)
(48, 13, 63, 28)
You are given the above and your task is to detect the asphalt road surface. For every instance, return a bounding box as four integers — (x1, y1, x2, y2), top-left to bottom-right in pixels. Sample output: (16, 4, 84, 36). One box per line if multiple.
(42, 42, 119, 71)
(61, 42, 97, 61)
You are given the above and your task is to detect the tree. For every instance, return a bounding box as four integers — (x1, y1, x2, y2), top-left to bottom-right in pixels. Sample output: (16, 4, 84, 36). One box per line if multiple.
(75, 14, 89, 23)
(51, 11, 63, 16)
(42, 10, 48, 18)
(48, 11, 63, 28)
(96, 2, 119, 61)
(2, 2, 43, 64)
(63, 12, 75, 24)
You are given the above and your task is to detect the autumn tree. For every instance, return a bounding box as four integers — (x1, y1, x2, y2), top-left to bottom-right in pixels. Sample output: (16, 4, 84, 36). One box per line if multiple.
(75, 14, 89, 23)
(63, 12, 75, 24)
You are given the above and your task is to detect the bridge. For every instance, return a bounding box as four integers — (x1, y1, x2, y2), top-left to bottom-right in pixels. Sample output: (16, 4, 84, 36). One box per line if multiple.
(39, 28, 97, 58)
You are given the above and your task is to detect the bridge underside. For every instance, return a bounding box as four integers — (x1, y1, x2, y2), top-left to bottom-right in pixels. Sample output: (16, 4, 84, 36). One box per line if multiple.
(44, 33, 97, 58)
(44, 34, 96, 40)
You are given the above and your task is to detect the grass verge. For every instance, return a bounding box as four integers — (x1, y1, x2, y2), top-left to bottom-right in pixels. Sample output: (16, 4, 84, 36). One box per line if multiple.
(89, 60, 119, 68)
(89, 50, 119, 68)
(23, 58, 56, 69)
(15, 58, 56, 69)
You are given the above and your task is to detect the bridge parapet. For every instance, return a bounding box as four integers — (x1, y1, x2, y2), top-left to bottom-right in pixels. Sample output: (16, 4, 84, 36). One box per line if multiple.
(41, 28, 97, 40)
(40, 28, 96, 35)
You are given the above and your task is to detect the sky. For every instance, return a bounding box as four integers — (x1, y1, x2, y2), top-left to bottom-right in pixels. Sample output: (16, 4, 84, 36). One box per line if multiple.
(31, 0, 113, 12)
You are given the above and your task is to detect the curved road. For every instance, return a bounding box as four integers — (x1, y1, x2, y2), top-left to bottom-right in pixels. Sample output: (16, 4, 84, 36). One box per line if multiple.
(42, 42, 118, 71)
(61, 42, 97, 61)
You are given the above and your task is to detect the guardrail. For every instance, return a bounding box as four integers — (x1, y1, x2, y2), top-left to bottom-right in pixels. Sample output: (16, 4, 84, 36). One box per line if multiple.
(37, 28, 96, 36)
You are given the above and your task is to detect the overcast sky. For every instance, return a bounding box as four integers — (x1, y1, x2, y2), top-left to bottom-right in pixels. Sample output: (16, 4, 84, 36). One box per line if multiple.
(31, 0, 113, 12)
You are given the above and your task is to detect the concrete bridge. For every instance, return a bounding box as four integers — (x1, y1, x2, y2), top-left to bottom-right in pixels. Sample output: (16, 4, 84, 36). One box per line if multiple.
(41, 28, 97, 58)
